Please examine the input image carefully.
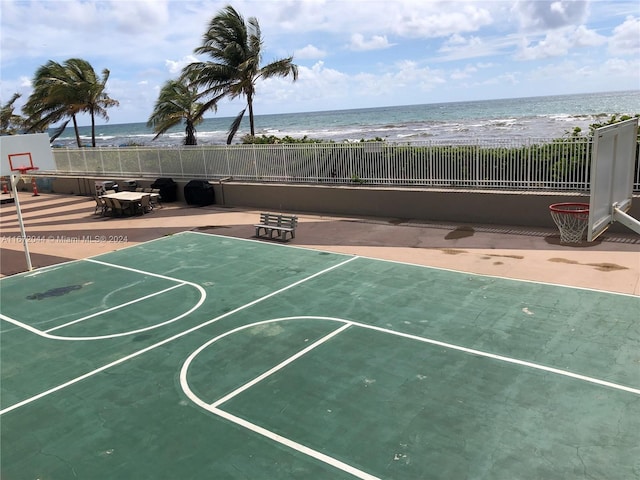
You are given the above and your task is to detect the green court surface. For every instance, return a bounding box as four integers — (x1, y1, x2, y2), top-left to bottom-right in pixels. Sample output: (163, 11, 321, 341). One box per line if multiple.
(1, 232, 639, 479)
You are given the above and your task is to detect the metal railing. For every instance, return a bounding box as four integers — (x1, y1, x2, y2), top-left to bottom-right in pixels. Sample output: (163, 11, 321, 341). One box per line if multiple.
(51, 138, 640, 192)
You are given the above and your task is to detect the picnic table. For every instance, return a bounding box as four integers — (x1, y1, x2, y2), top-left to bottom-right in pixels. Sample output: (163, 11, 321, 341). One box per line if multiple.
(99, 191, 159, 216)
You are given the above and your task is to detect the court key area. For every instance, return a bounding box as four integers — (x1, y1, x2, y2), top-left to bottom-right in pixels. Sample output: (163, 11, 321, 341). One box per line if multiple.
(1, 232, 639, 479)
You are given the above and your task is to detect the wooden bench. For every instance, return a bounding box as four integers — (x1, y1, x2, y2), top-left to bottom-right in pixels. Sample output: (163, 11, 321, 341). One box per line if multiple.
(254, 213, 298, 241)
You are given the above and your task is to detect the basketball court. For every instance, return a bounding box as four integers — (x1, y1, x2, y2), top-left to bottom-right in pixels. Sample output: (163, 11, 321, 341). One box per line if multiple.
(1, 122, 639, 479)
(1, 232, 639, 479)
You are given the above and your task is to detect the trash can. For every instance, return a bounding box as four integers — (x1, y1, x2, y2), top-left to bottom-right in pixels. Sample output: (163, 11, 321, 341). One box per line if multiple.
(150, 178, 177, 202)
(121, 180, 137, 191)
(96, 180, 118, 195)
(184, 180, 215, 206)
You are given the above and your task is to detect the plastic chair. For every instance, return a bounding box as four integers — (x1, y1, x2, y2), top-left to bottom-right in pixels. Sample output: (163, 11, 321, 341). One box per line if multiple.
(150, 189, 162, 207)
(138, 194, 152, 214)
(94, 196, 107, 215)
(102, 197, 114, 216)
(111, 198, 126, 216)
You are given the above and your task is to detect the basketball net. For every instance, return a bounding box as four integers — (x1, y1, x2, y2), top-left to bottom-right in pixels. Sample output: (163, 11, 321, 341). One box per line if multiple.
(549, 203, 590, 244)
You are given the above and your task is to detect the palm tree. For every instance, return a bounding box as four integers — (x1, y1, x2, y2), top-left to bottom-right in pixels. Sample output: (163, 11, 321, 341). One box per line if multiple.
(22, 58, 119, 147)
(182, 5, 298, 144)
(23, 60, 82, 146)
(147, 79, 203, 145)
(68, 59, 119, 147)
(1, 93, 25, 135)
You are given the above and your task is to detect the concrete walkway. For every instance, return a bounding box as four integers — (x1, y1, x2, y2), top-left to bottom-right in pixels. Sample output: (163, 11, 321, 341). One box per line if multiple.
(1, 192, 639, 295)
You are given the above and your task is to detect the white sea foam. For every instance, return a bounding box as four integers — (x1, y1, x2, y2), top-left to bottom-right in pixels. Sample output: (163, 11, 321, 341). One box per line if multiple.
(50, 90, 639, 147)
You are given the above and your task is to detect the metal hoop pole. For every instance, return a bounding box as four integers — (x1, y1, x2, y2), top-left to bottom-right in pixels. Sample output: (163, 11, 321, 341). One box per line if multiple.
(10, 173, 33, 271)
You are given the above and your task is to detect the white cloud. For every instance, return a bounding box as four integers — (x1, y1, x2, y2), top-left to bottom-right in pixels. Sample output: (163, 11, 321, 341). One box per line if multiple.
(256, 1, 494, 39)
(110, 0, 171, 34)
(603, 57, 640, 78)
(450, 65, 478, 80)
(517, 31, 572, 60)
(491, 73, 518, 85)
(608, 16, 640, 56)
(438, 35, 497, 61)
(349, 34, 394, 51)
(511, 0, 589, 31)
(279, 60, 350, 105)
(393, 4, 493, 38)
(165, 55, 199, 75)
(572, 25, 606, 47)
(528, 56, 639, 87)
(295, 44, 327, 59)
(515, 24, 605, 61)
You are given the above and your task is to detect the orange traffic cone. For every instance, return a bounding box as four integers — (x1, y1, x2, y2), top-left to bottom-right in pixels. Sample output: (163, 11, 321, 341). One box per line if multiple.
(31, 177, 40, 196)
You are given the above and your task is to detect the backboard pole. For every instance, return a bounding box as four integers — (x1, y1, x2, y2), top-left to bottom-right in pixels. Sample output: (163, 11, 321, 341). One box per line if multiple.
(9, 173, 33, 271)
(613, 205, 640, 236)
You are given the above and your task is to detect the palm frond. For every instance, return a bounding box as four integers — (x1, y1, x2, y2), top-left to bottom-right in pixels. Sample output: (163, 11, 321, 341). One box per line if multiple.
(48, 120, 70, 142)
(260, 57, 298, 81)
(227, 108, 247, 144)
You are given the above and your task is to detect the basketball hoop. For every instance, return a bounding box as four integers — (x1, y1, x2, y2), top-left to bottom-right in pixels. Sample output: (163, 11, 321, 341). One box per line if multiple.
(9, 166, 38, 191)
(549, 203, 590, 243)
(13, 166, 38, 176)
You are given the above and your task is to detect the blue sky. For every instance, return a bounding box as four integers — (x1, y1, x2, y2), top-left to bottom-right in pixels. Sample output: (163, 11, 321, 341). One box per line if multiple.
(1, 0, 639, 126)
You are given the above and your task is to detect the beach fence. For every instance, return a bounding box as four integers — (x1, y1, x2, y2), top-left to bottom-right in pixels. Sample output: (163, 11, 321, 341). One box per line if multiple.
(50, 138, 640, 192)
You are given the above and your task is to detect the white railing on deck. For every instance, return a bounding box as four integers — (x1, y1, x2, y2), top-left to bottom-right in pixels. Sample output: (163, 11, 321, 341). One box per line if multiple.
(51, 138, 640, 192)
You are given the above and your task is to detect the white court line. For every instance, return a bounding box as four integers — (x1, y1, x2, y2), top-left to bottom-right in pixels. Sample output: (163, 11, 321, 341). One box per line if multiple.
(180, 320, 378, 479)
(0, 257, 357, 416)
(180, 315, 638, 480)
(190, 231, 640, 298)
(210, 323, 352, 408)
(46, 283, 185, 333)
(1, 259, 206, 341)
(348, 319, 640, 396)
(212, 407, 380, 480)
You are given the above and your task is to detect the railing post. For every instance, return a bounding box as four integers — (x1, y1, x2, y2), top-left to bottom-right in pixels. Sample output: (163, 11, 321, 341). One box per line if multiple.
(98, 148, 104, 175)
(474, 142, 480, 188)
(115, 148, 121, 176)
(282, 144, 288, 180)
(526, 139, 532, 188)
(253, 145, 258, 180)
(202, 146, 207, 178)
(314, 143, 319, 183)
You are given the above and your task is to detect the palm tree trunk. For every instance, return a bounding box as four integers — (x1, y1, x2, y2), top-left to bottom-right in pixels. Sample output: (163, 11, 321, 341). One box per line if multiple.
(72, 115, 82, 148)
(247, 92, 255, 137)
(90, 107, 96, 147)
(185, 119, 197, 145)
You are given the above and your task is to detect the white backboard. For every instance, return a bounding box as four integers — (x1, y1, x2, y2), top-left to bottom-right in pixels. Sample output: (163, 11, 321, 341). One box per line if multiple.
(0, 133, 56, 176)
(587, 118, 638, 241)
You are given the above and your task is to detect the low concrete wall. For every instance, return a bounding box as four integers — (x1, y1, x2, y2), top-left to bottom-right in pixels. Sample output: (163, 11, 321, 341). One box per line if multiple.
(36, 176, 640, 232)
(218, 183, 594, 229)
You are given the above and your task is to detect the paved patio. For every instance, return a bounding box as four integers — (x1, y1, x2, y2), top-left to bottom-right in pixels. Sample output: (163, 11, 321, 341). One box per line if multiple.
(1, 192, 638, 295)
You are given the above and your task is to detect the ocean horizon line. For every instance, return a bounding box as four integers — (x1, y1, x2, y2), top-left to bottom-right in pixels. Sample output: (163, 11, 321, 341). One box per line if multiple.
(49, 90, 640, 147)
(77, 89, 640, 130)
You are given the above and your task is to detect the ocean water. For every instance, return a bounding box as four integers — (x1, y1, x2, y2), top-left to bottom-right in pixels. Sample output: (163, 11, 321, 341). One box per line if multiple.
(52, 90, 640, 148)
